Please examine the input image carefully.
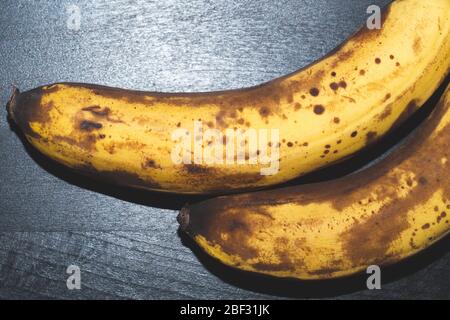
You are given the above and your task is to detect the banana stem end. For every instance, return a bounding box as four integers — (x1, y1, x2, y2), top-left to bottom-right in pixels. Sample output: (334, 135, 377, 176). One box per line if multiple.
(6, 85, 20, 122)
(178, 205, 190, 231)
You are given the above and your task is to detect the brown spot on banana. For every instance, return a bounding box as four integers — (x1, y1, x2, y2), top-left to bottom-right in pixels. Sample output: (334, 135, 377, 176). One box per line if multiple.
(413, 36, 422, 53)
(330, 82, 339, 91)
(378, 105, 392, 121)
(82, 105, 110, 116)
(79, 120, 103, 131)
(142, 159, 161, 170)
(184, 164, 212, 175)
(82, 105, 124, 123)
(259, 106, 271, 118)
(331, 50, 354, 69)
(76, 165, 162, 190)
(309, 88, 320, 97)
(313, 105, 325, 115)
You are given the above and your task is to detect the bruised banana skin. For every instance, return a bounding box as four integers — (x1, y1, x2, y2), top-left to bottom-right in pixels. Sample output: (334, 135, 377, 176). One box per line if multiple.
(7, 0, 450, 194)
(179, 84, 450, 280)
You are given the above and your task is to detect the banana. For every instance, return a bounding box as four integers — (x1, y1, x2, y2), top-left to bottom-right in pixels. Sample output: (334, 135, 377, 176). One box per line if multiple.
(7, 0, 450, 194)
(178, 83, 450, 280)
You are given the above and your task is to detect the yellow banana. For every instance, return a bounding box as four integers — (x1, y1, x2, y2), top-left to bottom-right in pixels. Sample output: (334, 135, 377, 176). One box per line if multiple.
(7, 0, 450, 194)
(178, 84, 450, 280)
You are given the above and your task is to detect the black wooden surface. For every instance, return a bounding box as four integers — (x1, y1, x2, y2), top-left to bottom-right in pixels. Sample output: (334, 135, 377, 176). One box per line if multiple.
(1, 0, 449, 299)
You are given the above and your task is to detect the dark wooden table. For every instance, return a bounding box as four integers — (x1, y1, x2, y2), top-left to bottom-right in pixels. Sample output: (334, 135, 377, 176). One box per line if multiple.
(1, 0, 449, 299)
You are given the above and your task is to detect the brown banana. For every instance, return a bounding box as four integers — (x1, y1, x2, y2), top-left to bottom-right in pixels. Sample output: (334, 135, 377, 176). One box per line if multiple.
(179, 83, 450, 280)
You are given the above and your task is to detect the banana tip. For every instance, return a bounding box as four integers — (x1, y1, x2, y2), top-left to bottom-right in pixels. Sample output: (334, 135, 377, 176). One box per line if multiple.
(6, 85, 20, 121)
(177, 205, 190, 231)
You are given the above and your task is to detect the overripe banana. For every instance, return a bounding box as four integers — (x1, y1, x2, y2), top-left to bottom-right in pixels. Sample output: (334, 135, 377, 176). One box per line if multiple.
(7, 0, 450, 194)
(178, 84, 450, 280)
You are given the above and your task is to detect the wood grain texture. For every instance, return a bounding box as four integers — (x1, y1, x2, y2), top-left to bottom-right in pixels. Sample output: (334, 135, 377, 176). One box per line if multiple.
(0, 0, 449, 299)
(0, 231, 449, 299)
